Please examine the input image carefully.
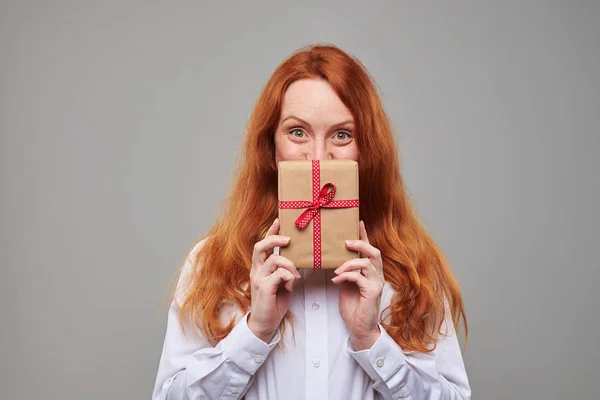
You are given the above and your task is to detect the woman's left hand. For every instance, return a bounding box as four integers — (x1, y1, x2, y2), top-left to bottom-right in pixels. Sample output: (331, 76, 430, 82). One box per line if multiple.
(331, 220, 385, 351)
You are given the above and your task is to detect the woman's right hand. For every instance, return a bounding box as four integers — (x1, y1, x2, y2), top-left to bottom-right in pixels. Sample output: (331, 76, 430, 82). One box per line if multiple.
(247, 218, 300, 343)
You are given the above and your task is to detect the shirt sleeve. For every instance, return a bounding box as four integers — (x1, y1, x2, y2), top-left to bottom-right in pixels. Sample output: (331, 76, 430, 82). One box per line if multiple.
(151, 240, 280, 400)
(347, 312, 471, 400)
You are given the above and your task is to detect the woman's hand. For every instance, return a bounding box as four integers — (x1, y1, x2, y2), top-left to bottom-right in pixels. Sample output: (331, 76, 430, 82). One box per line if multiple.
(248, 218, 301, 343)
(332, 220, 385, 351)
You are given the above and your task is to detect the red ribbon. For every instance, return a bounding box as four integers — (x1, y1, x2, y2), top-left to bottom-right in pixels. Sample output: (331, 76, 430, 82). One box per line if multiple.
(278, 160, 359, 269)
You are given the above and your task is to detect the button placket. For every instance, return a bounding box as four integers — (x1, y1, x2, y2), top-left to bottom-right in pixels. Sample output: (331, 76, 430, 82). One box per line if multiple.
(304, 269, 328, 399)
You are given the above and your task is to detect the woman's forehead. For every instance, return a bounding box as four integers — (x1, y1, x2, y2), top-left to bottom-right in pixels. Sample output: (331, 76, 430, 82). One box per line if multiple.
(281, 79, 354, 124)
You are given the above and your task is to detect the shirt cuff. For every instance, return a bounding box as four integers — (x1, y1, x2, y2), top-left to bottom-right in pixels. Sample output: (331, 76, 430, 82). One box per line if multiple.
(347, 324, 406, 383)
(220, 312, 281, 375)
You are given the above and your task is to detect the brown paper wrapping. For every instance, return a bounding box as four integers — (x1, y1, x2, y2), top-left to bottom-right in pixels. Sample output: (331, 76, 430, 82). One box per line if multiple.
(278, 160, 359, 269)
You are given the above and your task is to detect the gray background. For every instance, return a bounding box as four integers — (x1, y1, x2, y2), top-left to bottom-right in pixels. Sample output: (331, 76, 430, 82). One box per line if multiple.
(1, 1, 598, 399)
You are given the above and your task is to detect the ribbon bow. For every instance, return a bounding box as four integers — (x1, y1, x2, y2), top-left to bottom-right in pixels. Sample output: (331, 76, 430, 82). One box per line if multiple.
(294, 183, 337, 229)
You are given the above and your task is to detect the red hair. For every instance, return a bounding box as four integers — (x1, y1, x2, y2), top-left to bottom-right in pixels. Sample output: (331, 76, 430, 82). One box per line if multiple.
(176, 43, 467, 353)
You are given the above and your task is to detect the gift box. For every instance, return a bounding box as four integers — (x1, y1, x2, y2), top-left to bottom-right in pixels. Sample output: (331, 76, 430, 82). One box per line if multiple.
(277, 160, 360, 269)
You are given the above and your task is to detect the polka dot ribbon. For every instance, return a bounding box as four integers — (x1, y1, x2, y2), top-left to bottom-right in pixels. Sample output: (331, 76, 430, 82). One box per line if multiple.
(279, 160, 360, 269)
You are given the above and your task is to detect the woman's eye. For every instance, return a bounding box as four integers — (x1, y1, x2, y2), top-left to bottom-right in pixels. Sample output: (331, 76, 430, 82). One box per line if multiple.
(289, 128, 306, 138)
(334, 131, 352, 140)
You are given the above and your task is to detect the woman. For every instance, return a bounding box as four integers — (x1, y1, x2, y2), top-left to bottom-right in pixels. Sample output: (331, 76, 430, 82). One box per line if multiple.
(152, 44, 470, 399)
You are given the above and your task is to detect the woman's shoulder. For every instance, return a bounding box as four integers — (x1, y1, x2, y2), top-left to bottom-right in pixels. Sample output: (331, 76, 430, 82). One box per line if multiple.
(173, 237, 210, 305)
(188, 236, 209, 259)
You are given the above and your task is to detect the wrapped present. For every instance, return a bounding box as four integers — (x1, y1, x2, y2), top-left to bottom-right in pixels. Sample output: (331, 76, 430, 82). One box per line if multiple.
(278, 160, 360, 269)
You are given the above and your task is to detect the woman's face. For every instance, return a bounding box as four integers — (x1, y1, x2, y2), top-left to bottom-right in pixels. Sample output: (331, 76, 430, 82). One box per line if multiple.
(274, 78, 359, 163)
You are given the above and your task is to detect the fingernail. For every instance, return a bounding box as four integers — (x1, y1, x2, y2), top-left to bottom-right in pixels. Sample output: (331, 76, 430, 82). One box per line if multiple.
(346, 240, 354, 245)
(282, 236, 290, 242)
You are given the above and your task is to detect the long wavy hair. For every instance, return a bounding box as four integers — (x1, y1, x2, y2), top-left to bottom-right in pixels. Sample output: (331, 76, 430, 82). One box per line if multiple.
(175, 43, 467, 353)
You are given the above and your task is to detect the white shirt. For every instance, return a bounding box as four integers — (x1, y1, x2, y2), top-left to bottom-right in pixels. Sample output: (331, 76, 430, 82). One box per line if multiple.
(152, 240, 471, 399)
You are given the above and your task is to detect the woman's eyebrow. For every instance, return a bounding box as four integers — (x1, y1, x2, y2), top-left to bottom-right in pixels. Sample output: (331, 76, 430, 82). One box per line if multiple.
(331, 120, 355, 129)
(280, 115, 312, 129)
(280, 115, 355, 129)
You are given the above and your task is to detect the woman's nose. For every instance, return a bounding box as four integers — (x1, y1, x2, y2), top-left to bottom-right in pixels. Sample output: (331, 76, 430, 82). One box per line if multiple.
(308, 143, 333, 160)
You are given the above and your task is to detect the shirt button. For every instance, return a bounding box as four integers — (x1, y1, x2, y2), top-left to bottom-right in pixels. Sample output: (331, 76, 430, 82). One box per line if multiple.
(231, 387, 239, 394)
(312, 302, 320, 310)
(397, 388, 408, 398)
(376, 358, 384, 367)
(254, 355, 263, 363)
(313, 358, 320, 368)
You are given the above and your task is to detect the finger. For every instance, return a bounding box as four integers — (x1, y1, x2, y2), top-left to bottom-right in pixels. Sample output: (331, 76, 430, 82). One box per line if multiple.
(265, 268, 297, 292)
(260, 255, 300, 279)
(345, 239, 380, 261)
(330, 270, 371, 290)
(265, 218, 280, 238)
(253, 234, 291, 265)
(263, 218, 281, 258)
(359, 220, 370, 244)
(335, 258, 376, 278)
